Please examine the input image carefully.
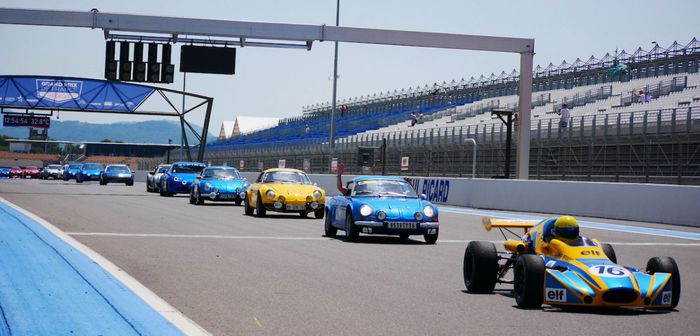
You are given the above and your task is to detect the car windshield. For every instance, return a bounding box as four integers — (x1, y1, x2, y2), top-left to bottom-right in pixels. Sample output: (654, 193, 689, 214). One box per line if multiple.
(107, 165, 130, 172)
(82, 164, 104, 170)
(203, 168, 241, 179)
(262, 171, 311, 184)
(25, 166, 37, 169)
(68, 164, 82, 169)
(351, 180, 418, 197)
(171, 165, 205, 174)
(47, 165, 62, 169)
(156, 166, 170, 173)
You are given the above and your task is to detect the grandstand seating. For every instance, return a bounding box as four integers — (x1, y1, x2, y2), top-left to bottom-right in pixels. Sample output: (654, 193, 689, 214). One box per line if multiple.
(206, 38, 700, 151)
(0, 151, 60, 162)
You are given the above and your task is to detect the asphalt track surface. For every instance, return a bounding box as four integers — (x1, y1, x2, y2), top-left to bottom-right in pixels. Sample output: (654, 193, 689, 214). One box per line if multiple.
(1, 178, 700, 336)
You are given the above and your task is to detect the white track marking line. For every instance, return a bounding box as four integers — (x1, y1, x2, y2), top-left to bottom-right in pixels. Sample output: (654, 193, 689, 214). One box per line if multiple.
(0, 197, 212, 336)
(65, 232, 700, 246)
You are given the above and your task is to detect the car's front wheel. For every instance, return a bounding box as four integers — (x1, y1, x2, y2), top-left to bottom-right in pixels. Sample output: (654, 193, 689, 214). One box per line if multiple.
(255, 192, 266, 217)
(324, 208, 337, 237)
(195, 189, 204, 205)
(345, 211, 359, 242)
(314, 208, 324, 219)
(647, 256, 681, 309)
(189, 190, 196, 204)
(514, 255, 545, 309)
(299, 211, 308, 218)
(424, 228, 439, 245)
(126, 179, 133, 186)
(463, 241, 499, 293)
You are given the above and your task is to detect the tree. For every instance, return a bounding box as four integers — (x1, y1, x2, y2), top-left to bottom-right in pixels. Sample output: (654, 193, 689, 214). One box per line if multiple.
(100, 138, 112, 143)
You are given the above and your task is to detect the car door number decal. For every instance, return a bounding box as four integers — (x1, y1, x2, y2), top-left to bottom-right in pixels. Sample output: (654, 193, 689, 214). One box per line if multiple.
(589, 265, 631, 277)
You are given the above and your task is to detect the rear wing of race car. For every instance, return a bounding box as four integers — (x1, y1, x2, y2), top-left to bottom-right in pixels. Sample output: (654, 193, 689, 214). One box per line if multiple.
(482, 217, 539, 232)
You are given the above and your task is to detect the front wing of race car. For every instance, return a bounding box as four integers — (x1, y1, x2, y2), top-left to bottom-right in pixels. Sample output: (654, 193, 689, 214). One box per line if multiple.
(543, 268, 674, 307)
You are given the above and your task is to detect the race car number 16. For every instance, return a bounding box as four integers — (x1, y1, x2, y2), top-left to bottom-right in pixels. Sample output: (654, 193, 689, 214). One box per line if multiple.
(589, 265, 630, 277)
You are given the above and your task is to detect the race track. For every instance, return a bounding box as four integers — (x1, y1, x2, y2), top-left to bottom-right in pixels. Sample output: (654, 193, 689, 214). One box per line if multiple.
(1, 178, 699, 336)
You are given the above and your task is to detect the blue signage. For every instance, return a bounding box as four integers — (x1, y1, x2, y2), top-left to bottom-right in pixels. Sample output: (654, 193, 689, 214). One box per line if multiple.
(406, 178, 450, 203)
(0, 76, 155, 112)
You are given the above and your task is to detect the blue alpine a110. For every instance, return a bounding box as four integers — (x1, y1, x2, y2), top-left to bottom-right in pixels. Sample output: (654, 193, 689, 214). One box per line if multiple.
(189, 166, 249, 205)
(325, 176, 440, 244)
(159, 161, 206, 197)
(100, 164, 134, 185)
(63, 163, 83, 181)
(76, 163, 104, 183)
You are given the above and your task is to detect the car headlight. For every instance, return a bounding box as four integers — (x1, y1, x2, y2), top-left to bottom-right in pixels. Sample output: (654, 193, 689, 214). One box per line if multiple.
(243, 183, 250, 188)
(266, 189, 276, 199)
(359, 204, 373, 216)
(376, 211, 387, 220)
(203, 183, 212, 191)
(313, 190, 322, 200)
(423, 206, 435, 218)
(173, 176, 180, 182)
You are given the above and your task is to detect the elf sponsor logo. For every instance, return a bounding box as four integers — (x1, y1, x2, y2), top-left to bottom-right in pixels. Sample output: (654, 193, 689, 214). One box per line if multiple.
(546, 288, 567, 302)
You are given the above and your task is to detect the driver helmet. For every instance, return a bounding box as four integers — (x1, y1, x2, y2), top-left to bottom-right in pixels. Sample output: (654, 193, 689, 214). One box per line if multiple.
(551, 216, 580, 244)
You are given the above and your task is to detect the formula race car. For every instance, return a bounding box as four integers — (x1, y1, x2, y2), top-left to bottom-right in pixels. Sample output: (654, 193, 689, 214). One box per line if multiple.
(325, 176, 439, 244)
(146, 164, 170, 192)
(63, 163, 83, 181)
(76, 163, 104, 183)
(100, 164, 134, 185)
(189, 166, 248, 205)
(159, 162, 206, 197)
(462, 216, 680, 309)
(244, 168, 325, 218)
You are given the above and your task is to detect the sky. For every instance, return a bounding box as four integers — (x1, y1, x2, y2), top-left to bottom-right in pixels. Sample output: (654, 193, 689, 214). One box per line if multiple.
(0, 0, 698, 136)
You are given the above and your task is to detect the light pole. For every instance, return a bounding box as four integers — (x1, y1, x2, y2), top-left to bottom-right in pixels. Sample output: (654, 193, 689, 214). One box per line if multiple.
(329, 0, 340, 149)
(167, 138, 172, 164)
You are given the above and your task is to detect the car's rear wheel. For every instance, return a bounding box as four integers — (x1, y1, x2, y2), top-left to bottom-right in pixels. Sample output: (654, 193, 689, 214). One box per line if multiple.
(647, 256, 681, 309)
(345, 211, 358, 242)
(314, 208, 324, 219)
(324, 208, 337, 237)
(424, 228, 439, 245)
(244, 195, 254, 215)
(602, 243, 617, 263)
(514, 255, 545, 309)
(463, 241, 499, 293)
(255, 192, 266, 217)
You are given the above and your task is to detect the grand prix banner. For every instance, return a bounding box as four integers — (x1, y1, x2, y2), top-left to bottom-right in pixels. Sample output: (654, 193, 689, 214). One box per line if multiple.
(0, 76, 155, 113)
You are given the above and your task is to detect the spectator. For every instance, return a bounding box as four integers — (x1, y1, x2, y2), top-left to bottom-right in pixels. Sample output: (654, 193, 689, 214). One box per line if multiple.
(636, 89, 646, 103)
(557, 104, 570, 128)
(410, 112, 417, 127)
(418, 112, 424, 124)
(513, 113, 519, 130)
(645, 93, 653, 103)
(304, 124, 310, 134)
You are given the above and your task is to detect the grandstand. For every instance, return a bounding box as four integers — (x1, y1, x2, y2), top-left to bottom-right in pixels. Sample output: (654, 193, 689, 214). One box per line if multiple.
(194, 39, 700, 184)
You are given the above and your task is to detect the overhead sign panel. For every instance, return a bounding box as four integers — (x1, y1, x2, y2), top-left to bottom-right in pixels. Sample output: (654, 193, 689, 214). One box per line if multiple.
(0, 76, 155, 113)
(3, 114, 50, 128)
(180, 45, 236, 75)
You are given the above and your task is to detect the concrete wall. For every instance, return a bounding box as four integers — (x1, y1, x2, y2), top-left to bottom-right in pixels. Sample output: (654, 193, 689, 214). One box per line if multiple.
(238, 172, 700, 227)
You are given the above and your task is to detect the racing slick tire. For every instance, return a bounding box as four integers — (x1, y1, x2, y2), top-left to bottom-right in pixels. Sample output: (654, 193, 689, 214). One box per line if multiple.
(314, 208, 324, 219)
(424, 228, 439, 245)
(244, 196, 254, 216)
(345, 211, 359, 242)
(646, 256, 681, 309)
(299, 211, 308, 218)
(463, 241, 499, 293)
(255, 192, 266, 217)
(514, 254, 545, 309)
(324, 208, 337, 237)
(601, 243, 617, 264)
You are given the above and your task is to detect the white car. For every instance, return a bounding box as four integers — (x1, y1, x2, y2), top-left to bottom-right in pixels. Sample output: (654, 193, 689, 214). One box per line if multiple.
(146, 164, 171, 192)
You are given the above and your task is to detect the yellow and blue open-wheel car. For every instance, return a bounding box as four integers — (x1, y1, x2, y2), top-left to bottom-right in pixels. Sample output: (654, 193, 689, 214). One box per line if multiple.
(462, 216, 680, 309)
(244, 168, 325, 218)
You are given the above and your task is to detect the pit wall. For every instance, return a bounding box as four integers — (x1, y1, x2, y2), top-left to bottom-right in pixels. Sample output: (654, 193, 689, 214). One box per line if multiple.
(238, 172, 700, 227)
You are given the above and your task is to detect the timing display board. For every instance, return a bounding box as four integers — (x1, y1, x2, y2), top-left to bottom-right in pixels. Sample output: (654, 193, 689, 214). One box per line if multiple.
(3, 114, 50, 128)
(180, 46, 236, 75)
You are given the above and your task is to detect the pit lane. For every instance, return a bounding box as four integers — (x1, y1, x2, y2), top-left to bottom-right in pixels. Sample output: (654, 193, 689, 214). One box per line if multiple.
(1, 178, 699, 335)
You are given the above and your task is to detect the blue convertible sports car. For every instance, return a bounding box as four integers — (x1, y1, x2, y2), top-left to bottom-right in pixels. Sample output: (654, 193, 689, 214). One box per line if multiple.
(189, 166, 249, 205)
(76, 163, 104, 183)
(100, 164, 134, 185)
(63, 163, 83, 181)
(325, 176, 440, 244)
(159, 161, 206, 197)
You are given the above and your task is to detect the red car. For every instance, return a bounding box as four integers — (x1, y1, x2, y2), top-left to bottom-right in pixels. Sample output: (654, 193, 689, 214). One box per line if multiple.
(22, 166, 41, 179)
(9, 166, 23, 178)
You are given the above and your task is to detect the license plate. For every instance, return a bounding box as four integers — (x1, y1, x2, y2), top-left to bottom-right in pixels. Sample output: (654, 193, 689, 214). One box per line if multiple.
(286, 205, 306, 211)
(387, 222, 416, 229)
(220, 194, 235, 199)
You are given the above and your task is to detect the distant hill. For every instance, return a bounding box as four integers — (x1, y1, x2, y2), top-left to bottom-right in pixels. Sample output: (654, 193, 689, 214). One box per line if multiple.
(0, 120, 216, 144)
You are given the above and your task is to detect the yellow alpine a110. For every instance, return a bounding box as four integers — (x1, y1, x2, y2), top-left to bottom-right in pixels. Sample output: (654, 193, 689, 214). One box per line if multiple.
(463, 216, 681, 309)
(244, 168, 325, 218)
